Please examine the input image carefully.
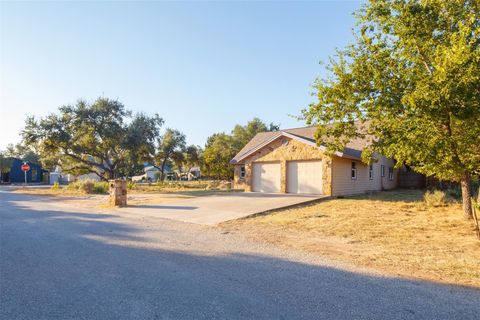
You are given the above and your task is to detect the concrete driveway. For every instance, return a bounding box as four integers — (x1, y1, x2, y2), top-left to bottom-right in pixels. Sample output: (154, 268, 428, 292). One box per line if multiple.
(119, 192, 327, 225)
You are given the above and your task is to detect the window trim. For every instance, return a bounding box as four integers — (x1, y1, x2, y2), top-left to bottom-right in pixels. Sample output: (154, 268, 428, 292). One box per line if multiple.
(239, 166, 246, 180)
(388, 167, 394, 181)
(351, 162, 357, 180)
(381, 165, 385, 177)
(369, 164, 374, 180)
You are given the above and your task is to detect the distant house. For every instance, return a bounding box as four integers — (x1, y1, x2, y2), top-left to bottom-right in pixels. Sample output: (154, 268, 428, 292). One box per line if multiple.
(144, 164, 173, 181)
(230, 124, 398, 196)
(0, 158, 44, 183)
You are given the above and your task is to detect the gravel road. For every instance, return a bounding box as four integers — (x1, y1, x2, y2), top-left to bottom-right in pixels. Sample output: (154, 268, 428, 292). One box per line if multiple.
(1, 191, 479, 319)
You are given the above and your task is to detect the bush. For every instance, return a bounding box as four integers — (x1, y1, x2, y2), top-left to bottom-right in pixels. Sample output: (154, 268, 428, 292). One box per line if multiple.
(51, 181, 60, 191)
(127, 181, 137, 190)
(424, 190, 448, 207)
(67, 179, 109, 194)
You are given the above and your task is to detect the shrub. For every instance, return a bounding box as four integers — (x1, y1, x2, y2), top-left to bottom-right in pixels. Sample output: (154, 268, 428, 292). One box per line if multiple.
(424, 190, 448, 207)
(67, 179, 109, 194)
(445, 186, 462, 201)
(92, 181, 109, 194)
(127, 181, 137, 190)
(51, 181, 60, 191)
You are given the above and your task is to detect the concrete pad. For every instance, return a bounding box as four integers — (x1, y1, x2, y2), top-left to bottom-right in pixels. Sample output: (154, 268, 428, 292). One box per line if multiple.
(116, 192, 328, 225)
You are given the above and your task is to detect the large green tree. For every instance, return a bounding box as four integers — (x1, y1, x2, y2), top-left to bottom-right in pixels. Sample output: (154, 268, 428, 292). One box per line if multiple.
(155, 129, 186, 181)
(303, 0, 480, 217)
(203, 118, 279, 179)
(202, 133, 237, 180)
(22, 98, 163, 180)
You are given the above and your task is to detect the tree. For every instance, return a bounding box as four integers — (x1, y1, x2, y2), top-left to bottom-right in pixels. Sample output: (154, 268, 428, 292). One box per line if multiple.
(203, 118, 280, 179)
(5, 143, 41, 164)
(302, 0, 480, 218)
(22, 98, 163, 180)
(0, 151, 13, 183)
(155, 129, 186, 181)
(183, 145, 202, 180)
(202, 133, 237, 180)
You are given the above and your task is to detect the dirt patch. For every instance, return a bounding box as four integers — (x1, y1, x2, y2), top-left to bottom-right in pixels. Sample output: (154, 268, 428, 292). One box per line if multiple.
(219, 189, 480, 288)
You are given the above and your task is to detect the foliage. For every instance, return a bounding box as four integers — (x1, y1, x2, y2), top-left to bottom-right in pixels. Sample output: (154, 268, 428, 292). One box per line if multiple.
(302, 0, 480, 217)
(4, 143, 41, 164)
(127, 181, 137, 190)
(50, 181, 60, 191)
(424, 190, 448, 207)
(22, 97, 163, 180)
(202, 133, 237, 179)
(203, 118, 279, 179)
(0, 151, 13, 182)
(155, 128, 186, 181)
(67, 179, 109, 194)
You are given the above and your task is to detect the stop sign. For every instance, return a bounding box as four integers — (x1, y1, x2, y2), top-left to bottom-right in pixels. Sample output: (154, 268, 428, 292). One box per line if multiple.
(21, 163, 30, 172)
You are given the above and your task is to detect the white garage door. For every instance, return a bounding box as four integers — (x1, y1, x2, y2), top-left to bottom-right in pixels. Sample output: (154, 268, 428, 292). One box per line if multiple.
(287, 160, 323, 194)
(252, 162, 281, 193)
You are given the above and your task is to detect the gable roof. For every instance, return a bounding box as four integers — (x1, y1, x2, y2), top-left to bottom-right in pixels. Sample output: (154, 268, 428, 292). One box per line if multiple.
(230, 124, 371, 164)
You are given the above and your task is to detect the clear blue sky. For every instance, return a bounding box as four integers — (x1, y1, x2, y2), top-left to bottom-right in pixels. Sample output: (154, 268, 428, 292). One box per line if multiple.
(0, 0, 362, 149)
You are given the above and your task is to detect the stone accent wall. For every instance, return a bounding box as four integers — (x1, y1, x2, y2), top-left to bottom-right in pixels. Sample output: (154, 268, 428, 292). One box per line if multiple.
(233, 137, 332, 195)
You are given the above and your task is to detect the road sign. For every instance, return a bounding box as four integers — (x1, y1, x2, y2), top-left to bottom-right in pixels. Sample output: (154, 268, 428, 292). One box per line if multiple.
(21, 163, 30, 172)
(21, 163, 30, 186)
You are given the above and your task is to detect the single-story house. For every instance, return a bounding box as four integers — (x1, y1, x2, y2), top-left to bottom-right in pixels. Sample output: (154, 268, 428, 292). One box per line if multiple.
(0, 158, 44, 183)
(144, 164, 173, 181)
(230, 125, 398, 196)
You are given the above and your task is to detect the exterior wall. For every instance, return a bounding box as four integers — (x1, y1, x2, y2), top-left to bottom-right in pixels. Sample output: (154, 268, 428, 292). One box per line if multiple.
(233, 138, 332, 195)
(331, 155, 398, 196)
(7, 159, 43, 183)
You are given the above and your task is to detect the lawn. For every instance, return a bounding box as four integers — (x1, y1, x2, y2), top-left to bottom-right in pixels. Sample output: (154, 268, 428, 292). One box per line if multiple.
(220, 189, 480, 287)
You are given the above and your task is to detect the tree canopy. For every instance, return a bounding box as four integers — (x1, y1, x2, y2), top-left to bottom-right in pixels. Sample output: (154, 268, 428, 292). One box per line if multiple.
(155, 128, 186, 180)
(22, 98, 163, 180)
(302, 0, 480, 217)
(202, 118, 279, 179)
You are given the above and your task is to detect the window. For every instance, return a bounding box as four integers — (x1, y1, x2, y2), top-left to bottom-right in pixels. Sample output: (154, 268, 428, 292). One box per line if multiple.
(239, 166, 246, 180)
(369, 164, 374, 180)
(381, 165, 385, 177)
(31, 168, 38, 182)
(351, 162, 357, 180)
(388, 167, 394, 181)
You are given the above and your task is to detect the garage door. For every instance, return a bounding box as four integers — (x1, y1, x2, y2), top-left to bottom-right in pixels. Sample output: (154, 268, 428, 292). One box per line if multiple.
(287, 160, 323, 194)
(252, 162, 281, 193)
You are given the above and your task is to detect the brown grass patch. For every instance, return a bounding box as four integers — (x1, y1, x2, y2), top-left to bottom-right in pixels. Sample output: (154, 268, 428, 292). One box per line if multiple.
(220, 189, 480, 287)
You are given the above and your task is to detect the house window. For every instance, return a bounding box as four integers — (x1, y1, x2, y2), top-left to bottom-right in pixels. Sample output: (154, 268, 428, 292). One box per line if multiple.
(369, 165, 374, 180)
(239, 166, 246, 180)
(388, 167, 394, 181)
(381, 165, 385, 177)
(351, 162, 357, 180)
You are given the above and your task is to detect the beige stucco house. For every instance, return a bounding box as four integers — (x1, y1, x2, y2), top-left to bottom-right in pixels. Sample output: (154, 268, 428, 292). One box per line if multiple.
(230, 126, 398, 196)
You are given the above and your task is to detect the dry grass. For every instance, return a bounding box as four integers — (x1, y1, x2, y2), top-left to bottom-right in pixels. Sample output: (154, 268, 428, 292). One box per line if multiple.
(220, 189, 480, 287)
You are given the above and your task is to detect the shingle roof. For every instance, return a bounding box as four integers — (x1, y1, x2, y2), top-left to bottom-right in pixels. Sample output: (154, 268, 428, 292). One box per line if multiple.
(231, 123, 372, 164)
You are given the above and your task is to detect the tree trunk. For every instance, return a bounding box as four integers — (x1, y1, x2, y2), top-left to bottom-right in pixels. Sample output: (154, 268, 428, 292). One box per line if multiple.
(460, 173, 473, 219)
(161, 158, 167, 181)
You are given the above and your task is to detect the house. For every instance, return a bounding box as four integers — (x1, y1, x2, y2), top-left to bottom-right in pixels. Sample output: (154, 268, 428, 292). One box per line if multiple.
(144, 164, 173, 181)
(230, 125, 398, 196)
(0, 158, 44, 183)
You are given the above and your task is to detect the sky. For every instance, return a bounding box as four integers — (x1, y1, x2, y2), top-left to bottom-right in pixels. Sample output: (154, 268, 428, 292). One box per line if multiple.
(0, 0, 362, 149)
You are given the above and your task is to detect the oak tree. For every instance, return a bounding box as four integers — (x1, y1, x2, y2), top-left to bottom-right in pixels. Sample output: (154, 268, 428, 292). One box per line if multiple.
(303, 0, 480, 217)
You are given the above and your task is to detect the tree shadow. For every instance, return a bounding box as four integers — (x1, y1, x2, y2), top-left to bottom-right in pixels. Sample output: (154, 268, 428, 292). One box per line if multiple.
(129, 205, 198, 210)
(1, 192, 479, 320)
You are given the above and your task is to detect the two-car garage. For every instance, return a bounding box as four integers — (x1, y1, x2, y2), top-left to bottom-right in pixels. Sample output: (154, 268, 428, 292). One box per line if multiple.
(251, 160, 323, 195)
